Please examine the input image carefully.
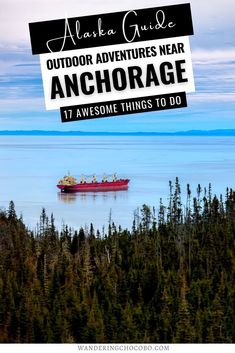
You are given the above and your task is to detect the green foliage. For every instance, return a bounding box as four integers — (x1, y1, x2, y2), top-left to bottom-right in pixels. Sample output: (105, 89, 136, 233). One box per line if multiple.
(0, 180, 235, 343)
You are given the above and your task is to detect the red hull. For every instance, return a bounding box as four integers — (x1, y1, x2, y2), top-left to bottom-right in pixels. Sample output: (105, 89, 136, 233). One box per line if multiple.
(57, 179, 129, 192)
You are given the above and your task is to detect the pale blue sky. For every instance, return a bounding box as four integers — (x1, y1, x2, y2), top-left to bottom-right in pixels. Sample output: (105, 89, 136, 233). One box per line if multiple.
(0, 0, 235, 132)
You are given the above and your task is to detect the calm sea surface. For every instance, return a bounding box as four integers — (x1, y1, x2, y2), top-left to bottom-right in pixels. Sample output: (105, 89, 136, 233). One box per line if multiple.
(0, 135, 235, 231)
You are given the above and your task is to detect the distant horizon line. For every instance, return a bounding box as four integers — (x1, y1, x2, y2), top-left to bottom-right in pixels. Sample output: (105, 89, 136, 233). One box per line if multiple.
(1, 129, 235, 136)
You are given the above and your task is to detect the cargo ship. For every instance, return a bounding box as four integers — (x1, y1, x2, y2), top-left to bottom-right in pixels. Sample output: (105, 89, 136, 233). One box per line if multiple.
(57, 173, 129, 192)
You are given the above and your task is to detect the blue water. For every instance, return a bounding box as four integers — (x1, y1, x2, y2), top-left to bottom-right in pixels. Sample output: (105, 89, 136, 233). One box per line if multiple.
(0, 135, 235, 231)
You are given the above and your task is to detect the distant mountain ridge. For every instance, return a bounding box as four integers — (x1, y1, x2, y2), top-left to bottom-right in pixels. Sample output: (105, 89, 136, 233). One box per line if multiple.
(1, 129, 235, 136)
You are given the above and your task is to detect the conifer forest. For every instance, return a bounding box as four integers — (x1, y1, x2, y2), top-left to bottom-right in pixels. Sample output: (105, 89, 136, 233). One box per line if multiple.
(0, 179, 234, 343)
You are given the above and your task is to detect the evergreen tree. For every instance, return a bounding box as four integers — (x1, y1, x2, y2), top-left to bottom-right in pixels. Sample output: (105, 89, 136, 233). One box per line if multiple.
(0, 181, 234, 343)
